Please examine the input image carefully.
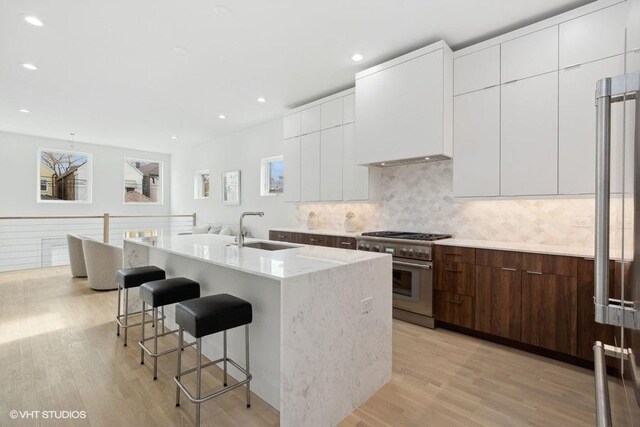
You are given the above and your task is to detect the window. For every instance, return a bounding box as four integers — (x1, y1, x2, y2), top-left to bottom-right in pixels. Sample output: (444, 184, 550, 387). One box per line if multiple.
(38, 148, 92, 203)
(260, 155, 284, 196)
(124, 158, 162, 204)
(194, 169, 210, 199)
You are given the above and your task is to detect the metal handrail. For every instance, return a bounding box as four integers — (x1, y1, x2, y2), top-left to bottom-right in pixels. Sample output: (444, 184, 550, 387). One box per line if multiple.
(0, 213, 196, 243)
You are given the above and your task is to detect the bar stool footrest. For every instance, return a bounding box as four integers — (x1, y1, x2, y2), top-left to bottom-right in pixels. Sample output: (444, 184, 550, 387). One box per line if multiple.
(174, 357, 252, 404)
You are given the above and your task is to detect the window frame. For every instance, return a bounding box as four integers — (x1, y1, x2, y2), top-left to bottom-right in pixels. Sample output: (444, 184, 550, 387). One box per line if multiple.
(122, 157, 164, 205)
(260, 155, 284, 197)
(37, 147, 93, 204)
(194, 169, 211, 200)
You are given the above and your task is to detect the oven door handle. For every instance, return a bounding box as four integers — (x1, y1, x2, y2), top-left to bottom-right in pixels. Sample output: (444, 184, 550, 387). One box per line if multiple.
(394, 261, 432, 269)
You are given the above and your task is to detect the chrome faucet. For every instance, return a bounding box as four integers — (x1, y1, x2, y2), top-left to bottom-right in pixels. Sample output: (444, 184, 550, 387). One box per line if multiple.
(237, 212, 264, 247)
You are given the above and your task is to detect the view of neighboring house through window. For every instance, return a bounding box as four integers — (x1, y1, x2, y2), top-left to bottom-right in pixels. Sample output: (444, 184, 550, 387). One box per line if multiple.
(124, 159, 162, 203)
(260, 155, 284, 196)
(38, 148, 92, 202)
(194, 169, 210, 199)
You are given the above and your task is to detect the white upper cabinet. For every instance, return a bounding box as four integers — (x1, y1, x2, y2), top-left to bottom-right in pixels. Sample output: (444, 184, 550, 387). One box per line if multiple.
(300, 132, 321, 201)
(283, 113, 301, 139)
(342, 94, 355, 124)
(501, 72, 558, 196)
(320, 98, 343, 130)
(283, 137, 301, 202)
(559, 2, 627, 68)
(559, 55, 625, 194)
(453, 86, 500, 197)
(454, 45, 500, 95)
(342, 123, 369, 200)
(320, 127, 343, 201)
(501, 26, 558, 83)
(301, 106, 321, 135)
(356, 41, 453, 165)
(629, 1, 640, 52)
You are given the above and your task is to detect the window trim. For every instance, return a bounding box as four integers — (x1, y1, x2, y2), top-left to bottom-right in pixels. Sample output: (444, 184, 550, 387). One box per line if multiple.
(194, 169, 211, 200)
(260, 155, 284, 197)
(37, 147, 93, 204)
(122, 157, 164, 205)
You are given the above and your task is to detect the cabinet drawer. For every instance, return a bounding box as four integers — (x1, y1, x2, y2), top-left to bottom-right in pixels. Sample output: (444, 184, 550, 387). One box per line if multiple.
(435, 262, 475, 296)
(335, 237, 356, 250)
(521, 253, 577, 277)
(434, 290, 474, 329)
(304, 234, 328, 246)
(475, 249, 522, 269)
(436, 246, 476, 266)
(269, 230, 293, 242)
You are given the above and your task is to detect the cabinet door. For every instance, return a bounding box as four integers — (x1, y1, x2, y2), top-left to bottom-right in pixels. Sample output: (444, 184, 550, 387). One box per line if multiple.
(300, 132, 320, 201)
(453, 86, 500, 197)
(501, 26, 558, 83)
(320, 127, 343, 201)
(320, 98, 343, 130)
(301, 106, 321, 135)
(342, 123, 369, 201)
(355, 48, 445, 164)
(343, 94, 355, 124)
(434, 290, 474, 329)
(283, 113, 301, 139)
(454, 45, 500, 95)
(558, 55, 625, 194)
(501, 72, 558, 196)
(435, 262, 475, 296)
(559, 2, 627, 68)
(628, 48, 640, 72)
(521, 272, 577, 355)
(475, 266, 522, 340)
(283, 137, 301, 202)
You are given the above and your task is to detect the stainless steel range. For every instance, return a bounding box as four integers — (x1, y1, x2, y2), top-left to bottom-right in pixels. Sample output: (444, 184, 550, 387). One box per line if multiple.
(357, 231, 451, 328)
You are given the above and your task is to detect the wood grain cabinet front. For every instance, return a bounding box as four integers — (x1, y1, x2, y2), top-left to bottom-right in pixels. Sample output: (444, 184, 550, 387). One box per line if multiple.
(475, 265, 522, 341)
(434, 290, 474, 329)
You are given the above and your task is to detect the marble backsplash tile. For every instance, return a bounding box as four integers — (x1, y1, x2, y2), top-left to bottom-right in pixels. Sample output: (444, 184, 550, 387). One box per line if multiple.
(296, 160, 628, 248)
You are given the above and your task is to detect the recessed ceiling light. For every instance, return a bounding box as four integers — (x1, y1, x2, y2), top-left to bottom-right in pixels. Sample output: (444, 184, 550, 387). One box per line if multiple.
(24, 16, 45, 27)
(218, 114, 226, 119)
(18, 108, 30, 113)
(380, 162, 386, 166)
(171, 136, 178, 140)
(22, 63, 38, 71)
(424, 157, 430, 160)
(351, 53, 364, 62)
(257, 97, 266, 103)
(213, 5, 230, 17)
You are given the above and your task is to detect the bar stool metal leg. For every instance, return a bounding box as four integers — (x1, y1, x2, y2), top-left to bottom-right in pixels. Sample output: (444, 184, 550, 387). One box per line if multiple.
(116, 283, 122, 336)
(140, 302, 146, 364)
(176, 327, 183, 407)
(223, 330, 228, 387)
(161, 306, 165, 333)
(124, 289, 129, 346)
(153, 307, 159, 380)
(196, 337, 202, 427)
(246, 324, 251, 408)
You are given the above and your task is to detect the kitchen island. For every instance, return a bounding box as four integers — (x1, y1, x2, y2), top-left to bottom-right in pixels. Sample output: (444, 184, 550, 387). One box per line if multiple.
(123, 232, 392, 427)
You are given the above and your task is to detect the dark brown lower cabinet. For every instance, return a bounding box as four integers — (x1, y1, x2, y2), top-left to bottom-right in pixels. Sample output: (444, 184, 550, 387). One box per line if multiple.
(268, 230, 356, 250)
(475, 266, 522, 341)
(521, 271, 577, 356)
(434, 290, 474, 329)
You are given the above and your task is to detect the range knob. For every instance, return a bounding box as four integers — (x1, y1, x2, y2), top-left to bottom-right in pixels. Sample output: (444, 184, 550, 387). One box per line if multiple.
(399, 248, 407, 256)
(373, 245, 380, 252)
(365, 244, 370, 250)
(408, 249, 414, 257)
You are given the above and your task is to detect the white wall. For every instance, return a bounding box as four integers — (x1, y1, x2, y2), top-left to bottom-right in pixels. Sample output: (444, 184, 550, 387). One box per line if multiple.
(0, 131, 171, 216)
(171, 119, 296, 239)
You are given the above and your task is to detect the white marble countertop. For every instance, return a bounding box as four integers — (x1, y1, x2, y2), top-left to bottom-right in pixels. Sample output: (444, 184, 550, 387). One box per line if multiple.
(270, 227, 362, 238)
(124, 232, 388, 280)
(436, 238, 599, 258)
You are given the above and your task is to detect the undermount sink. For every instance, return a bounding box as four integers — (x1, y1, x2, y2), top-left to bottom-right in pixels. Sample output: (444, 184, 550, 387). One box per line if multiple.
(242, 241, 297, 251)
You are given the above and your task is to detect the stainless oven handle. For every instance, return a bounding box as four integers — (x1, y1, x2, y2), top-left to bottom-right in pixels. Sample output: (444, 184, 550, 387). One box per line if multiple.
(394, 261, 432, 269)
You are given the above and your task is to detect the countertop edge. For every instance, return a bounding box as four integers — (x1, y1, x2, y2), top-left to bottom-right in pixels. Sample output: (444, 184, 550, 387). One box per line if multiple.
(434, 238, 595, 259)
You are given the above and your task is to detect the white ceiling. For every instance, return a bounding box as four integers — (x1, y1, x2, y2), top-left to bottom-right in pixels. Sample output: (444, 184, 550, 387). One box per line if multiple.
(0, 0, 593, 153)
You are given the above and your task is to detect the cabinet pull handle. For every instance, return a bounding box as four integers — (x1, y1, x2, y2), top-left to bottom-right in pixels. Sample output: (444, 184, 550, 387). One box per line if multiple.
(503, 79, 519, 85)
(502, 267, 517, 271)
(446, 298, 463, 305)
(445, 267, 462, 273)
(525, 270, 543, 275)
(340, 242, 352, 246)
(630, 47, 640, 53)
(482, 84, 498, 90)
(278, 235, 286, 238)
(563, 63, 582, 70)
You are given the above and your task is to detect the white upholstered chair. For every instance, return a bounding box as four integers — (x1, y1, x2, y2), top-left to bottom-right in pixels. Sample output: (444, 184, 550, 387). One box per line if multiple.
(67, 234, 88, 278)
(82, 239, 122, 290)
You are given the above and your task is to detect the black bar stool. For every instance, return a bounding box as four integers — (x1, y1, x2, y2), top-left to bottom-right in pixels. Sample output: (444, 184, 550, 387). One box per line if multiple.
(115, 266, 166, 346)
(139, 277, 200, 380)
(174, 294, 253, 427)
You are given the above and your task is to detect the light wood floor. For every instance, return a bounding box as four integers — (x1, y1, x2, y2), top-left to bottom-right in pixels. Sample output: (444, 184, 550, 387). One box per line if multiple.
(0, 266, 638, 426)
